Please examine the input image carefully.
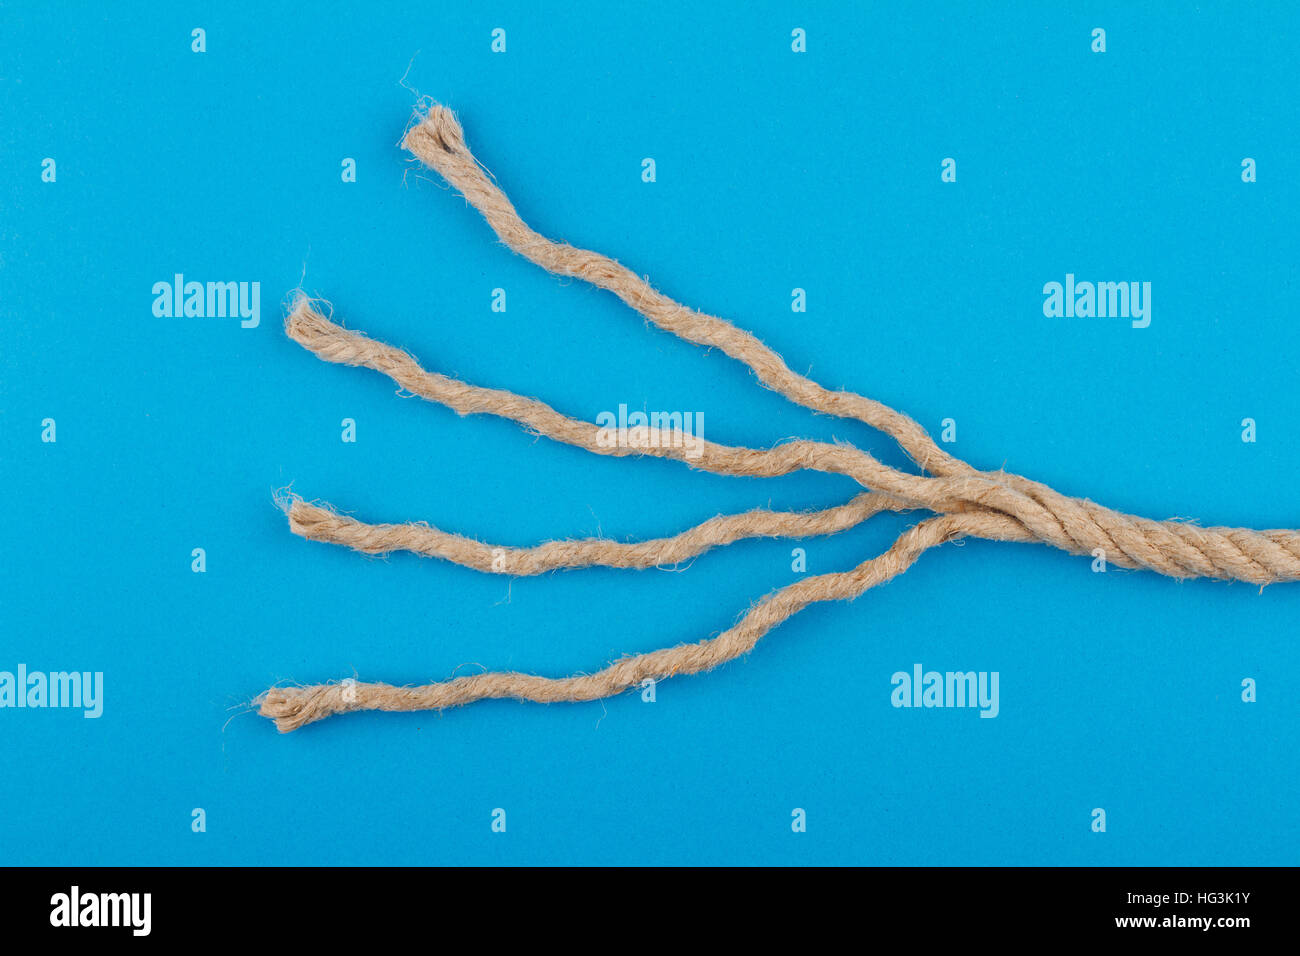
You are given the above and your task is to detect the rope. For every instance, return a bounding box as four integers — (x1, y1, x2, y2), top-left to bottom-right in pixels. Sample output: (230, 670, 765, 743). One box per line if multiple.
(256, 103, 1300, 731)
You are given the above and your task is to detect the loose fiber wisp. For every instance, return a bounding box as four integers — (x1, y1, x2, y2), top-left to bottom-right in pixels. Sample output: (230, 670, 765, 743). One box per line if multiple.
(258, 102, 1300, 732)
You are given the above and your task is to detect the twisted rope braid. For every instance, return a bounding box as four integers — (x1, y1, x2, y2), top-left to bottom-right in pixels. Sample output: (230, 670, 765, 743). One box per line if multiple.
(261, 510, 1033, 732)
(284, 491, 910, 574)
(398, 105, 1300, 584)
(258, 102, 1300, 732)
(285, 299, 1300, 583)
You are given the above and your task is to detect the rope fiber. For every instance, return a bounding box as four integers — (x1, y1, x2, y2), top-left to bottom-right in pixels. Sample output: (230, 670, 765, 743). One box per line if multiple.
(258, 103, 1299, 732)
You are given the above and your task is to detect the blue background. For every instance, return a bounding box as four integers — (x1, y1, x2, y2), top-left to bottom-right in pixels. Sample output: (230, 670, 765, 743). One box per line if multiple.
(2, 2, 1297, 865)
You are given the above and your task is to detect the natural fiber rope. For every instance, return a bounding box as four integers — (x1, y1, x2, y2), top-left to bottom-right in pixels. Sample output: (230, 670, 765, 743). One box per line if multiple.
(262, 510, 1033, 732)
(399, 106, 1300, 583)
(285, 492, 910, 574)
(257, 102, 1300, 732)
(284, 300, 1300, 583)
(286, 303, 985, 514)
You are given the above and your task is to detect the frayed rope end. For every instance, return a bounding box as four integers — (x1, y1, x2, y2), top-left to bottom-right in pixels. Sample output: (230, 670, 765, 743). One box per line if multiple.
(283, 297, 365, 361)
(270, 493, 357, 549)
(256, 684, 355, 734)
(402, 100, 468, 158)
(272, 485, 300, 517)
(284, 294, 332, 339)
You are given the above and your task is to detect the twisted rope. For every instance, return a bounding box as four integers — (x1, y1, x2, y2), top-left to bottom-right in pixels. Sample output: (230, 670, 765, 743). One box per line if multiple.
(285, 492, 909, 574)
(262, 510, 1032, 732)
(258, 103, 1299, 732)
(285, 299, 1300, 583)
(397, 105, 1300, 584)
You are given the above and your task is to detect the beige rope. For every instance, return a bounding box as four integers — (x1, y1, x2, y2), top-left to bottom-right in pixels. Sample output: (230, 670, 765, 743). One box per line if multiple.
(401, 105, 1300, 583)
(257, 102, 1300, 732)
(260, 510, 1033, 732)
(285, 492, 910, 574)
(399, 105, 1300, 583)
(287, 302, 986, 513)
(285, 300, 1300, 583)
(403, 105, 960, 476)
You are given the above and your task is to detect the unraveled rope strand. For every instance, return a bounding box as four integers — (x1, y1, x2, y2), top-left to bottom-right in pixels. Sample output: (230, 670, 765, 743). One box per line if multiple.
(260, 509, 1033, 731)
(285, 491, 910, 574)
(259, 102, 1300, 732)
(403, 104, 960, 478)
(399, 104, 1300, 584)
(286, 300, 1300, 583)
(287, 301, 984, 512)
(404, 101, 1199, 569)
